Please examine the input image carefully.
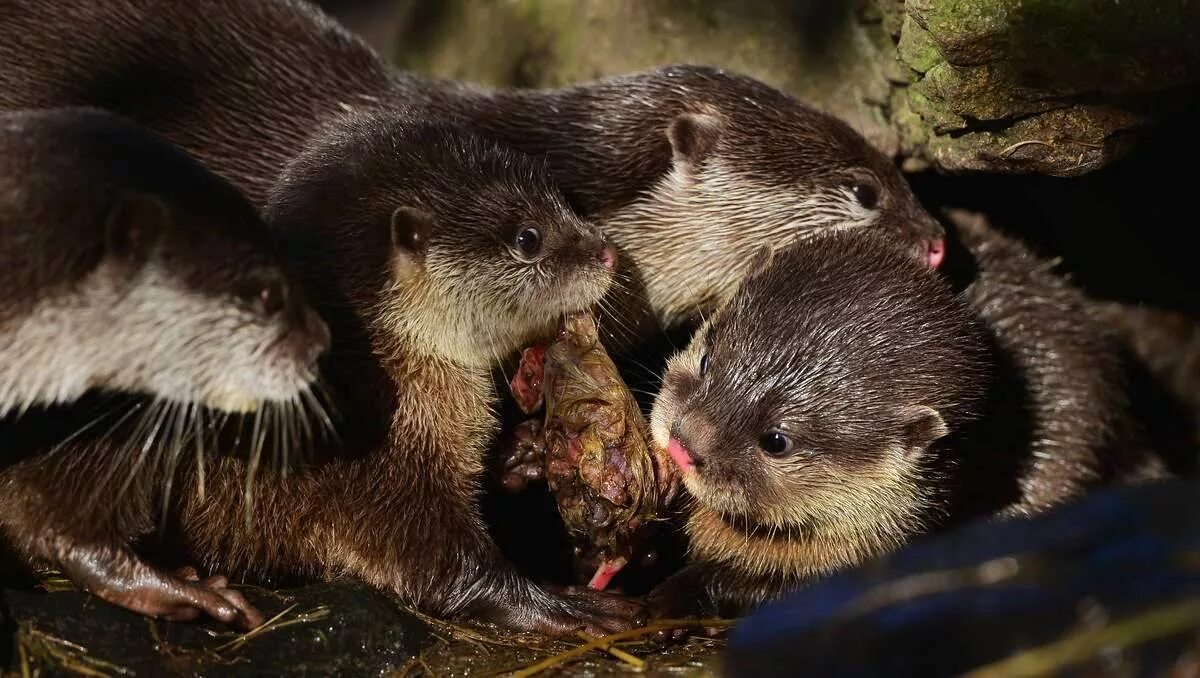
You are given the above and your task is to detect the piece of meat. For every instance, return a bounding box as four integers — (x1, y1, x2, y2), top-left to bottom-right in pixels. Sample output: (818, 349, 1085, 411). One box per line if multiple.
(507, 311, 679, 589)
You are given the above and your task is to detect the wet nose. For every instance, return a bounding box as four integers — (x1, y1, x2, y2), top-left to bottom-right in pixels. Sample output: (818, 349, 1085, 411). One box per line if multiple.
(668, 420, 706, 472)
(599, 243, 618, 270)
(926, 238, 946, 268)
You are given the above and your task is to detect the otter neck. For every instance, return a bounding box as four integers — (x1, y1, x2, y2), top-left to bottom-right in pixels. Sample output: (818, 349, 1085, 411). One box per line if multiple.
(685, 495, 922, 582)
(374, 274, 515, 372)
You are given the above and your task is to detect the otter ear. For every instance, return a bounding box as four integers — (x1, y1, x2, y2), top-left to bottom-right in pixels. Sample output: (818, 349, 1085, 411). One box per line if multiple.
(898, 405, 948, 459)
(667, 112, 723, 171)
(105, 192, 168, 262)
(390, 206, 434, 276)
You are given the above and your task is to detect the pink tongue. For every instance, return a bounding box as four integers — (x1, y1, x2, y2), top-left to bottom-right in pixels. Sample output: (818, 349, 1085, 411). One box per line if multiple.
(588, 557, 629, 590)
(667, 437, 694, 472)
(927, 239, 946, 268)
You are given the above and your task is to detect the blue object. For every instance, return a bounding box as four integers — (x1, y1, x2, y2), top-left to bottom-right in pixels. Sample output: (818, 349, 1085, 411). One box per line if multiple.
(725, 479, 1200, 677)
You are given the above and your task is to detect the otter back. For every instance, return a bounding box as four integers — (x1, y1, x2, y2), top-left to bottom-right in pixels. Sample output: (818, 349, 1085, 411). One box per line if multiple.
(0, 0, 392, 206)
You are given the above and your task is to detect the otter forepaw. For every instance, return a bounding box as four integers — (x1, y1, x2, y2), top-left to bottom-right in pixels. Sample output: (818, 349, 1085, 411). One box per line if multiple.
(473, 584, 646, 637)
(499, 419, 547, 492)
(533, 586, 647, 637)
(62, 549, 264, 630)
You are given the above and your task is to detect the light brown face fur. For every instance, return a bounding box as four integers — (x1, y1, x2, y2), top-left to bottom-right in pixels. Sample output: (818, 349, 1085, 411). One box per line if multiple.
(615, 141, 936, 328)
(649, 229, 988, 580)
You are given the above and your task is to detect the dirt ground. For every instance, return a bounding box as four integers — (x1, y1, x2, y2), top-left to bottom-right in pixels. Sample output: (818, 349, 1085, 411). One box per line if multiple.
(1, 576, 726, 677)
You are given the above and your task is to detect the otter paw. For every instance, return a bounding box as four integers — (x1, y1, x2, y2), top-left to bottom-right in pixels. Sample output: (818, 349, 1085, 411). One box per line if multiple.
(499, 419, 547, 492)
(476, 586, 646, 637)
(90, 568, 264, 630)
(541, 587, 647, 637)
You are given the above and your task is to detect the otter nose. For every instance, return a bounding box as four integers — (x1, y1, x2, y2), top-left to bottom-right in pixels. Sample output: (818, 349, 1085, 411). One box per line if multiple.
(668, 416, 708, 472)
(927, 238, 946, 268)
(599, 244, 617, 270)
(667, 436, 699, 472)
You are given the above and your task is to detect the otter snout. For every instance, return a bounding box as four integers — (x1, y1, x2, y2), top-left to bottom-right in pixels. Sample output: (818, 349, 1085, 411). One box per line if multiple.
(670, 411, 718, 472)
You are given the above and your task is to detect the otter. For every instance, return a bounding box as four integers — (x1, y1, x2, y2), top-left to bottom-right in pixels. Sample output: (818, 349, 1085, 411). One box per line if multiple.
(155, 113, 641, 636)
(0, 0, 944, 339)
(647, 221, 1165, 616)
(0, 107, 330, 628)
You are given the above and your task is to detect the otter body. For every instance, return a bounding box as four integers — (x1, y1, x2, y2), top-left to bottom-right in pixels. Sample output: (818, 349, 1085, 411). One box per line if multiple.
(649, 222, 1164, 615)
(0, 107, 330, 628)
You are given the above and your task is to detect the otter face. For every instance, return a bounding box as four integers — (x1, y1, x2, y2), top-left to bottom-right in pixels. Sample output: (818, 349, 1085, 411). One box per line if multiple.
(267, 114, 616, 368)
(99, 192, 330, 413)
(649, 230, 985, 543)
(0, 107, 330, 418)
(387, 172, 617, 360)
(619, 72, 945, 325)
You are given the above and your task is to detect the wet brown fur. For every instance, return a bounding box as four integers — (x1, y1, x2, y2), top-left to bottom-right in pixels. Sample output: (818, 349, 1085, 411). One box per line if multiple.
(0, 0, 392, 207)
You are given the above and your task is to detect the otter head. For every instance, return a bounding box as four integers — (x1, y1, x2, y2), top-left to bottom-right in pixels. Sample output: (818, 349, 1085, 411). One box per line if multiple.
(649, 228, 985, 578)
(103, 190, 330, 414)
(266, 112, 616, 368)
(0, 108, 329, 416)
(620, 66, 945, 326)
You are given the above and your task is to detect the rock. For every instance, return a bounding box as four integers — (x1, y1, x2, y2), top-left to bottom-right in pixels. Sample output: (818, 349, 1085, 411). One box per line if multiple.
(724, 479, 1200, 677)
(337, 0, 1200, 176)
(1, 579, 431, 676)
(886, 0, 1200, 176)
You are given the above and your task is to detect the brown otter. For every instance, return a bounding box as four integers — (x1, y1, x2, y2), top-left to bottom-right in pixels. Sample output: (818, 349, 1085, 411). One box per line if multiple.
(0, 0, 944, 338)
(647, 220, 1165, 616)
(164, 112, 643, 636)
(1, 107, 330, 628)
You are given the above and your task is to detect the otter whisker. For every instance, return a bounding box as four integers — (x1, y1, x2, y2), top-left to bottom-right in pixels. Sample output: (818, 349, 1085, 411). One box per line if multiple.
(242, 406, 268, 527)
(193, 402, 208, 501)
(114, 397, 173, 504)
(157, 399, 192, 533)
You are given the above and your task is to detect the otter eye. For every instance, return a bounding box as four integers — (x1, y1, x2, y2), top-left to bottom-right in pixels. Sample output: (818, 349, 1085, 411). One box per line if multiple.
(758, 431, 794, 457)
(238, 275, 287, 316)
(515, 227, 542, 257)
(258, 281, 286, 315)
(699, 353, 710, 377)
(850, 182, 879, 210)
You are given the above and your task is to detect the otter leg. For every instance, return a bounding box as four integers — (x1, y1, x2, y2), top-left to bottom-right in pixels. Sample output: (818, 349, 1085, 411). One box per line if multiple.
(0, 451, 264, 630)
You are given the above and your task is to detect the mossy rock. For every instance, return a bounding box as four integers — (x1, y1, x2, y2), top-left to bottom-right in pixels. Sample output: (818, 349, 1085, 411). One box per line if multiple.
(353, 0, 1200, 177)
